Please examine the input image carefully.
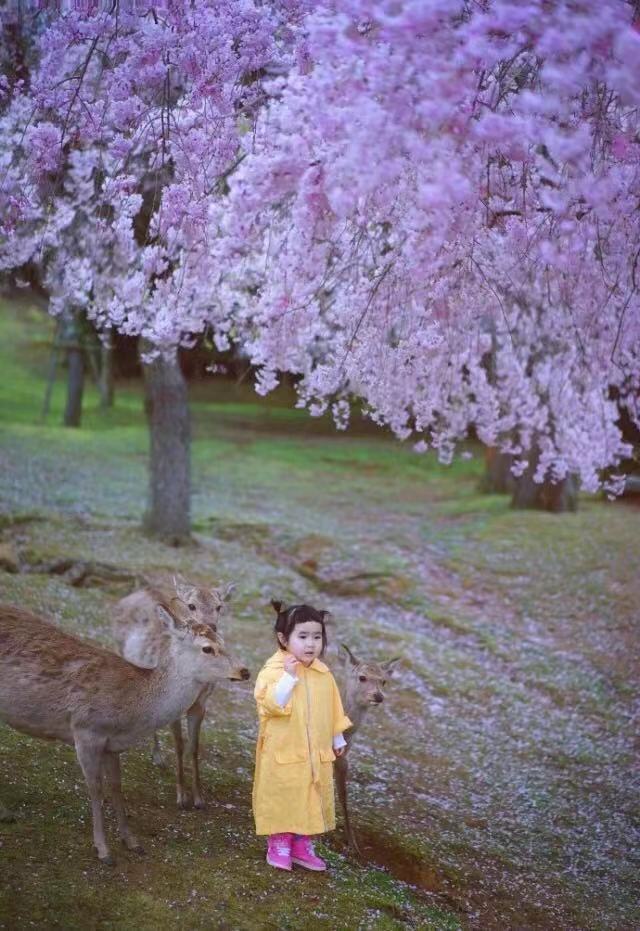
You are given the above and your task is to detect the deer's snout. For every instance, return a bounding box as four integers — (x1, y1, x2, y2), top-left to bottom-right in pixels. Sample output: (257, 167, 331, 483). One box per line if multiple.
(371, 691, 384, 704)
(231, 666, 250, 681)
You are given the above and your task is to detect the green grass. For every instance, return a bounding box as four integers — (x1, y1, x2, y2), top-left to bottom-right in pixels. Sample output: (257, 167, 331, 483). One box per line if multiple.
(1, 297, 639, 931)
(0, 729, 456, 931)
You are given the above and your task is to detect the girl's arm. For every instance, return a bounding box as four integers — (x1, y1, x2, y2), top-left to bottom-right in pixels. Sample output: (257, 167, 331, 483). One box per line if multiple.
(272, 670, 299, 708)
(333, 732, 347, 748)
(254, 670, 299, 716)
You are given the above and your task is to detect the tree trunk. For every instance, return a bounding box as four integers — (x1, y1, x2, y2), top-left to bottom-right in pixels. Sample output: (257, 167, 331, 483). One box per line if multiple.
(142, 344, 191, 543)
(63, 345, 85, 427)
(99, 328, 115, 409)
(480, 447, 515, 494)
(510, 452, 578, 513)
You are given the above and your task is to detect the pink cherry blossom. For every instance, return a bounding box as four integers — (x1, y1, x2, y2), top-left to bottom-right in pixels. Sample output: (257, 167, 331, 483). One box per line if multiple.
(0, 0, 638, 494)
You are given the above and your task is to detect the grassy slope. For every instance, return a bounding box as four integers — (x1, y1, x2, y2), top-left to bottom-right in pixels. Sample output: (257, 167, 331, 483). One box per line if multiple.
(0, 299, 638, 931)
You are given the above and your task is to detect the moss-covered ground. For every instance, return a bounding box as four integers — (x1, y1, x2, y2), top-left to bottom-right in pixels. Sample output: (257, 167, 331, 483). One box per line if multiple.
(0, 299, 638, 930)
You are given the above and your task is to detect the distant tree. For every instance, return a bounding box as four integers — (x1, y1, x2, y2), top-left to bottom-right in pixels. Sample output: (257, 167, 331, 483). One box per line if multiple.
(99, 327, 115, 409)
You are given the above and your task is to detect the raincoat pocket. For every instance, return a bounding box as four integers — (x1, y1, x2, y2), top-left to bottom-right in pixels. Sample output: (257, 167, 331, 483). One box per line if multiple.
(319, 748, 336, 763)
(274, 749, 308, 765)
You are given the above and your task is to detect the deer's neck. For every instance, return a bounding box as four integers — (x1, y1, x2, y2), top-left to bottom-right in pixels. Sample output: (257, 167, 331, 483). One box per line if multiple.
(343, 696, 369, 744)
(143, 650, 204, 730)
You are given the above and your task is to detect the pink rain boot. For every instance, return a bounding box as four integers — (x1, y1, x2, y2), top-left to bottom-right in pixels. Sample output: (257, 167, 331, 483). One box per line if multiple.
(290, 835, 327, 871)
(266, 833, 293, 870)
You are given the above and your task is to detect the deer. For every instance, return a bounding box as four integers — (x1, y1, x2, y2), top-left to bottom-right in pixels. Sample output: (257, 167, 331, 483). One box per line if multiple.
(334, 643, 401, 856)
(0, 602, 249, 864)
(111, 575, 235, 809)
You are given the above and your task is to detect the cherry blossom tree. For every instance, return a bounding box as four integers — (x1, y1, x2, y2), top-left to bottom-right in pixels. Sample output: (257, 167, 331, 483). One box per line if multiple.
(217, 0, 640, 507)
(0, 0, 303, 539)
(1, 0, 639, 526)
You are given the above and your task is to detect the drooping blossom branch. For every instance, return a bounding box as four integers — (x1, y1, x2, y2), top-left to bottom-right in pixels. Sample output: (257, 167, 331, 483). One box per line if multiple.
(219, 0, 640, 492)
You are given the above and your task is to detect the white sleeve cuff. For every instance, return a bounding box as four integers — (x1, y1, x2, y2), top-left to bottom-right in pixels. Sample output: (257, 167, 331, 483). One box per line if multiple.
(332, 733, 347, 750)
(273, 671, 299, 708)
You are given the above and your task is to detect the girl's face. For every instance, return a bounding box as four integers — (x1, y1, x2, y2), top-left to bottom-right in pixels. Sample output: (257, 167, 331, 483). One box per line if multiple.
(280, 620, 324, 665)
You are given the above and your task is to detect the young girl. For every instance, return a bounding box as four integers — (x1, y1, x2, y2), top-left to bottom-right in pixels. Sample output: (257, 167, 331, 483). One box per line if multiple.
(252, 600, 352, 871)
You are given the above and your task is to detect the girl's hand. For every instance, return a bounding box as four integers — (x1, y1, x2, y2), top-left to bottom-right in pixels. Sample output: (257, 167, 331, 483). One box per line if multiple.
(334, 746, 346, 758)
(284, 655, 299, 677)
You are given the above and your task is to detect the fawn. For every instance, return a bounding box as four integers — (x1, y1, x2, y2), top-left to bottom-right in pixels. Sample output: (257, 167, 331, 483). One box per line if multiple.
(0, 602, 249, 863)
(335, 643, 400, 854)
(111, 576, 235, 809)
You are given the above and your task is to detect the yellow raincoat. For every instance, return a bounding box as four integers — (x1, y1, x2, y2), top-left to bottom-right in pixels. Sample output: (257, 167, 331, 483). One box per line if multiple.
(252, 650, 352, 836)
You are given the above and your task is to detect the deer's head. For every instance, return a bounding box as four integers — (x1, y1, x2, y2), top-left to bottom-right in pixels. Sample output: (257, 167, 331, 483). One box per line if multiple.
(341, 643, 401, 709)
(156, 605, 249, 684)
(171, 576, 236, 635)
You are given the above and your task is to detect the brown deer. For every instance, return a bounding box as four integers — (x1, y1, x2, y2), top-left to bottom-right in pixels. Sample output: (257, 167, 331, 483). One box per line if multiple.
(334, 643, 400, 855)
(111, 576, 235, 809)
(0, 602, 249, 864)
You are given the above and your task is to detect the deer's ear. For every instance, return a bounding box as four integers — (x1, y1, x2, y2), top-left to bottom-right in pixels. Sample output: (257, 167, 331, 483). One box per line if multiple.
(156, 604, 183, 634)
(221, 581, 236, 602)
(271, 599, 287, 615)
(382, 656, 402, 676)
(172, 575, 193, 602)
(341, 643, 360, 666)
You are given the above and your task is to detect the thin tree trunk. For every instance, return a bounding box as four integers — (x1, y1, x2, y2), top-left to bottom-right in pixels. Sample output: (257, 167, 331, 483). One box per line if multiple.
(99, 328, 115, 409)
(42, 329, 60, 422)
(63, 343, 85, 427)
(142, 343, 191, 543)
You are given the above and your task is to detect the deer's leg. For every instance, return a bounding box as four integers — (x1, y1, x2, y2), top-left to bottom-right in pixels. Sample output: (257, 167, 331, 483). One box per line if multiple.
(186, 698, 207, 809)
(151, 731, 165, 767)
(335, 753, 362, 856)
(171, 718, 188, 808)
(73, 733, 112, 864)
(102, 751, 144, 854)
